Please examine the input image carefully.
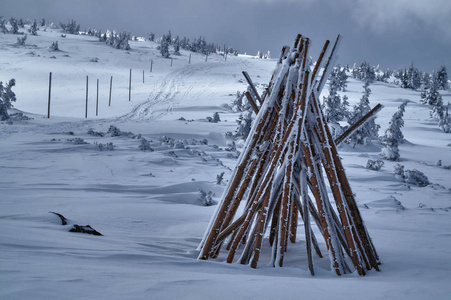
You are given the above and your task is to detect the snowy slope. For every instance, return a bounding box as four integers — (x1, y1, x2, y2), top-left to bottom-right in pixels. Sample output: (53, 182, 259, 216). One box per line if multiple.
(1, 26, 451, 299)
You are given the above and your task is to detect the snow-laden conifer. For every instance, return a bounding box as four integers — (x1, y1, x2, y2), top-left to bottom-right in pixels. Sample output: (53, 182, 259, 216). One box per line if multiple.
(0, 79, 17, 121)
(380, 102, 407, 161)
(346, 82, 380, 146)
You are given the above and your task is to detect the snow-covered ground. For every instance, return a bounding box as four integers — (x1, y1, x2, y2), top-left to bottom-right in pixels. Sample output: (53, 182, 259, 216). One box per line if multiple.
(1, 26, 451, 299)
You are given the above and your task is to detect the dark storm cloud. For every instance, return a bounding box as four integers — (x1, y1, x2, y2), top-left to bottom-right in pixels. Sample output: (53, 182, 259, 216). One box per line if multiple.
(1, 0, 450, 71)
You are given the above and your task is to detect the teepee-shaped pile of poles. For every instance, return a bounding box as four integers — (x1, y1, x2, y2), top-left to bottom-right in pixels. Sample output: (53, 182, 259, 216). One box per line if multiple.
(198, 34, 380, 276)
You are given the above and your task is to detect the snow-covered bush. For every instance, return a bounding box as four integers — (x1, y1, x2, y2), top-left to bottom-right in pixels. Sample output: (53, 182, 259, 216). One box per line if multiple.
(15, 34, 27, 46)
(198, 189, 213, 206)
(366, 159, 384, 171)
(50, 41, 59, 51)
(216, 172, 225, 185)
(87, 128, 104, 137)
(207, 112, 221, 123)
(107, 125, 135, 137)
(97, 142, 115, 151)
(139, 138, 154, 152)
(394, 164, 429, 187)
(0, 79, 17, 121)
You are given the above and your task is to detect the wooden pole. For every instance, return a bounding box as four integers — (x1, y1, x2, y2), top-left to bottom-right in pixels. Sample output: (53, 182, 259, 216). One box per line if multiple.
(129, 69, 132, 101)
(96, 79, 99, 116)
(189, 54, 191, 64)
(108, 76, 112, 106)
(47, 72, 52, 118)
(150, 60, 153, 72)
(85, 75, 88, 118)
(171, 58, 173, 67)
(242, 71, 263, 105)
(143, 70, 145, 83)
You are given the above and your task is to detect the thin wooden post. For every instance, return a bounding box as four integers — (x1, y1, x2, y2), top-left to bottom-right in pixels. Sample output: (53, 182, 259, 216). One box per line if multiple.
(242, 71, 263, 105)
(150, 60, 153, 72)
(96, 79, 99, 116)
(47, 72, 52, 118)
(108, 76, 112, 106)
(171, 58, 173, 67)
(205, 53, 208, 62)
(85, 76, 88, 118)
(129, 69, 132, 101)
(189, 54, 191, 64)
(143, 70, 145, 83)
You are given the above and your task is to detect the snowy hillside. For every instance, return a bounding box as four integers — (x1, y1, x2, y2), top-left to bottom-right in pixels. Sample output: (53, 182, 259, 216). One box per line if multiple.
(1, 25, 451, 299)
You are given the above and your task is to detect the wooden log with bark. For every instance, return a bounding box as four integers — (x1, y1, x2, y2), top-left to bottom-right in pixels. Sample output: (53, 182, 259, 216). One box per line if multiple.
(198, 34, 380, 276)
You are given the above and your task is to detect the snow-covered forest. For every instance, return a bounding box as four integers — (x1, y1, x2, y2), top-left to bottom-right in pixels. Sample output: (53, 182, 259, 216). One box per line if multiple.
(1, 18, 451, 299)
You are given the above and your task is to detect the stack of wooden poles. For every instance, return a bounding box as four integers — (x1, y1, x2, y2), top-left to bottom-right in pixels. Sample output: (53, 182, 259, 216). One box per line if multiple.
(198, 34, 380, 276)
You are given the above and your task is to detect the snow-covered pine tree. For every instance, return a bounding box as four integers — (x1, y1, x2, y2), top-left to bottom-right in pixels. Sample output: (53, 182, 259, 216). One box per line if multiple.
(356, 61, 375, 83)
(437, 66, 449, 90)
(173, 35, 181, 55)
(40, 18, 46, 27)
(421, 71, 442, 105)
(0, 79, 17, 121)
(148, 32, 155, 42)
(346, 81, 380, 146)
(438, 103, 451, 133)
(18, 18, 24, 28)
(380, 101, 408, 161)
(9, 18, 19, 34)
(160, 33, 170, 58)
(406, 63, 421, 90)
(60, 19, 80, 35)
(0, 18, 8, 34)
(323, 66, 349, 139)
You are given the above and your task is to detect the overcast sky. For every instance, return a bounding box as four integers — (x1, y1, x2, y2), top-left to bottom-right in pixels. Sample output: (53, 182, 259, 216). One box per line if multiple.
(2, 0, 450, 71)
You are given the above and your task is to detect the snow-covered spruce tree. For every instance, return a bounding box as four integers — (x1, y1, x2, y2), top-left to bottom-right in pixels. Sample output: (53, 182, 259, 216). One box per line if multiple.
(160, 33, 170, 58)
(355, 61, 376, 83)
(173, 35, 181, 55)
(9, 18, 19, 34)
(323, 67, 349, 139)
(329, 65, 348, 91)
(148, 32, 155, 42)
(346, 81, 380, 146)
(18, 18, 24, 28)
(60, 19, 80, 35)
(0, 79, 17, 121)
(40, 18, 46, 27)
(437, 66, 449, 90)
(438, 103, 451, 133)
(0, 18, 8, 34)
(421, 71, 442, 106)
(29, 19, 38, 35)
(406, 63, 421, 90)
(380, 101, 408, 161)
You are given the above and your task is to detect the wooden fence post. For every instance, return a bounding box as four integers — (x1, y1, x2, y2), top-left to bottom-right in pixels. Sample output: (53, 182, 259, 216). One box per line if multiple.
(109, 76, 112, 106)
(150, 60, 153, 72)
(129, 69, 132, 101)
(189, 54, 191, 64)
(85, 75, 88, 118)
(96, 79, 99, 116)
(47, 72, 52, 118)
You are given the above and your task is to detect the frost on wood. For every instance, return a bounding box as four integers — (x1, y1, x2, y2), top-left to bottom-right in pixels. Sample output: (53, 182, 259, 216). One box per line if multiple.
(197, 34, 380, 276)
